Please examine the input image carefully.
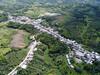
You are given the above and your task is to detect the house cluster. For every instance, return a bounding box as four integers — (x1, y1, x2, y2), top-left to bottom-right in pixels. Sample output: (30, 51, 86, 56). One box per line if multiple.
(66, 39, 100, 64)
(66, 54, 74, 69)
(8, 15, 100, 65)
(19, 41, 37, 69)
(8, 15, 33, 24)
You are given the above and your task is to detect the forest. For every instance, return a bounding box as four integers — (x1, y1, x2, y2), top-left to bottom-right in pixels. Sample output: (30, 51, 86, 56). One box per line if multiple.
(0, 0, 100, 75)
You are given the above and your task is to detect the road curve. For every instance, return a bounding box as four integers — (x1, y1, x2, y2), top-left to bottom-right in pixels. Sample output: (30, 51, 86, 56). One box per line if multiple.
(8, 15, 100, 63)
(8, 40, 38, 75)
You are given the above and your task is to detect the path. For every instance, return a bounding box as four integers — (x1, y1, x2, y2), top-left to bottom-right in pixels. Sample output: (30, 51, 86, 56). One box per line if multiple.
(8, 15, 100, 68)
(8, 40, 38, 75)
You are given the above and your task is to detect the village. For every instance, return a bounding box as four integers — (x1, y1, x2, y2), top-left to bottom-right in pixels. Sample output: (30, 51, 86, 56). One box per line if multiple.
(8, 15, 100, 69)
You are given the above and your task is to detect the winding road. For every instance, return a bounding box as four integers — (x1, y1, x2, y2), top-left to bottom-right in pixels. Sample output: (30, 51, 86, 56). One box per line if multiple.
(7, 14, 100, 75)
(8, 40, 38, 75)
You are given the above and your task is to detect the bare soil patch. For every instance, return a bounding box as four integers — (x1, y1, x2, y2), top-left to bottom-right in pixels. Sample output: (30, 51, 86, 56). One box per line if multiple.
(10, 30, 26, 49)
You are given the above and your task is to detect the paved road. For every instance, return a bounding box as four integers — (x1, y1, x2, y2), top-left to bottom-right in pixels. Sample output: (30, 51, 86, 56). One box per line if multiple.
(8, 41, 38, 75)
(8, 15, 100, 71)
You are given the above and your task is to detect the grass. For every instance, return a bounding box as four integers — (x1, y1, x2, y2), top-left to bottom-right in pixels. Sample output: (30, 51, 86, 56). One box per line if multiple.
(6, 48, 29, 67)
(0, 48, 30, 75)
(24, 6, 47, 18)
(0, 22, 31, 74)
(0, 22, 8, 27)
(47, 69, 61, 75)
(24, 31, 31, 47)
(0, 26, 16, 57)
(0, 48, 11, 55)
(44, 48, 52, 65)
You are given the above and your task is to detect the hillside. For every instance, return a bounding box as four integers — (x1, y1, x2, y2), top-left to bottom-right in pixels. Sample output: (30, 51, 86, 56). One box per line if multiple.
(0, 0, 100, 75)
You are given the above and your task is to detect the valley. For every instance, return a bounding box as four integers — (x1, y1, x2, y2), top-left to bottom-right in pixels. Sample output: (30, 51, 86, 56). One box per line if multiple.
(0, 0, 100, 75)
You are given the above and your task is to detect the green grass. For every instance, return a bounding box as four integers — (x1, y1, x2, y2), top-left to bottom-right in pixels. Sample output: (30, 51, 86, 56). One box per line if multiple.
(24, 31, 31, 47)
(6, 48, 29, 67)
(24, 6, 47, 18)
(0, 22, 8, 27)
(44, 48, 52, 65)
(0, 22, 32, 74)
(0, 26, 16, 57)
(0, 48, 30, 75)
(47, 69, 61, 75)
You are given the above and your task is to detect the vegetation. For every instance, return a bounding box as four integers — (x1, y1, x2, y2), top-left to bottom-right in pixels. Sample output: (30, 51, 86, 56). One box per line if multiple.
(0, 12, 8, 22)
(0, 26, 15, 57)
(17, 33, 69, 75)
(0, 21, 31, 74)
(0, 0, 100, 75)
(40, 4, 100, 75)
